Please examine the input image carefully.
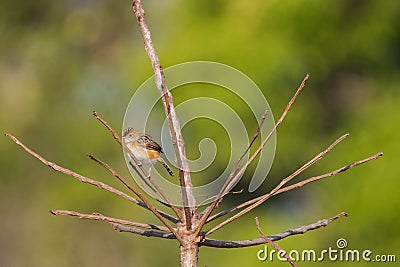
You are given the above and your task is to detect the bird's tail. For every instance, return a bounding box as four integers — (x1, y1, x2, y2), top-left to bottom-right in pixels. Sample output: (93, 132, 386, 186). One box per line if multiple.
(158, 158, 174, 176)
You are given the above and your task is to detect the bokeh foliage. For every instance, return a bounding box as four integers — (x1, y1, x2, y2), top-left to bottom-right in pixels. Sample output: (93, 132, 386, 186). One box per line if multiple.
(1, 0, 399, 266)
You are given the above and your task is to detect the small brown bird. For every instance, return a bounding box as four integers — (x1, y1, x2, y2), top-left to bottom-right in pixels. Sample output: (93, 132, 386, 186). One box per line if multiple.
(122, 128, 173, 176)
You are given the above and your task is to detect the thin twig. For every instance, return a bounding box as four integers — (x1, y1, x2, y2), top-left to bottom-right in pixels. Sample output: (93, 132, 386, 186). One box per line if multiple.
(195, 74, 309, 237)
(222, 73, 310, 193)
(5, 133, 182, 243)
(275, 152, 383, 195)
(87, 154, 181, 221)
(5, 134, 139, 208)
(87, 153, 147, 196)
(205, 152, 382, 236)
(255, 217, 297, 267)
(196, 110, 268, 213)
(225, 109, 269, 191)
(112, 223, 177, 239)
(132, 0, 195, 230)
(124, 153, 181, 218)
(50, 209, 171, 232)
(213, 109, 269, 208)
(202, 212, 347, 248)
(206, 133, 350, 223)
(93, 111, 122, 145)
(197, 189, 244, 215)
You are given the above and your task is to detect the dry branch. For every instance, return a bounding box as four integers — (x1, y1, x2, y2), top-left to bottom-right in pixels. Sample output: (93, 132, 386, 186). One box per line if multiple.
(205, 133, 350, 223)
(274, 151, 383, 195)
(104, 212, 347, 247)
(112, 223, 176, 239)
(5, 134, 137, 207)
(205, 151, 382, 236)
(132, 0, 195, 232)
(4, 133, 181, 241)
(51, 209, 171, 232)
(256, 217, 297, 267)
(93, 111, 122, 145)
(206, 151, 382, 225)
(225, 108, 270, 192)
(195, 74, 309, 237)
(202, 212, 347, 248)
(197, 109, 269, 219)
(88, 153, 181, 219)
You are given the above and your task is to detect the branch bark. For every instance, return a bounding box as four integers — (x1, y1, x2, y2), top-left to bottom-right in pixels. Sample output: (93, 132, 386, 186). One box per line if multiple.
(205, 133, 350, 223)
(205, 151, 382, 236)
(100, 212, 347, 249)
(256, 217, 297, 267)
(112, 223, 176, 239)
(195, 74, 309, 238)
(51, 209, 171, 232)
(205, 151, 382, 226)
(132, 1, 196, 235)
(201, 212, 347, 248)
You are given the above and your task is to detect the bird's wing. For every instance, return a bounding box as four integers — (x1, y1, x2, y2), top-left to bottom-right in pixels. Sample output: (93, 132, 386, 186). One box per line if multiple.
(141, 134, 163, 153)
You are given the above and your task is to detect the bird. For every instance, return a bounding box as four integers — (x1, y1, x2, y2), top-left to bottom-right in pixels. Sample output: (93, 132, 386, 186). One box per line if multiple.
(122, 127, 173, 176)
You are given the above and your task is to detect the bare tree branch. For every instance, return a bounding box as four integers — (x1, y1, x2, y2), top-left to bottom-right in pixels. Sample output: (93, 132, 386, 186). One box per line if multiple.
(5, 133, 138, 207)
(197, 110, 268, 218)
(255, 217, 297, 267)
(221, 73, 310, 194)
(50, 209, 171, 232)
(206, 133, 350, 223)
(273, 151, 383, 195)
(201, 212, 347, 248)
(88, 153, 182, 220)
(93, 111, 123, 145)
(112, 223, 176, 239)
(87, 153, 142, 196)
(86, 211, 347, 250)
(132, 0, 195, 231)
(4, 133, 182, 242)
(206, 151, 382, 225)
(205, 152, 382, 236)
(225, 108, 269, 193)
(195, 74, 309, 237)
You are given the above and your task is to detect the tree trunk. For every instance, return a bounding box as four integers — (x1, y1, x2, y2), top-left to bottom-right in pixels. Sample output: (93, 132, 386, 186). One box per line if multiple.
(179, 231, 199, 267)
(180, 242, 199, 267)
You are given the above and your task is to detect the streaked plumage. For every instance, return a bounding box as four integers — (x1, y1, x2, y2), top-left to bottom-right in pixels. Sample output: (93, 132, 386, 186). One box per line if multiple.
(123, 128, 173, 176)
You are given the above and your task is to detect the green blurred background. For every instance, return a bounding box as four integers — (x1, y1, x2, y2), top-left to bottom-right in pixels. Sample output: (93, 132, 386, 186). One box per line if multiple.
(1, 0, 399, 266)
